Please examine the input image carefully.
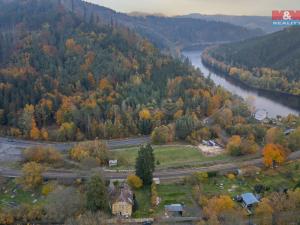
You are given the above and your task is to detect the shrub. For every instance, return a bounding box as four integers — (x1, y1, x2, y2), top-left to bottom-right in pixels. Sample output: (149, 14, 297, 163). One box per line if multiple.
(0, 211, 14, 225)
(45, 187, 85, 221)
(42, 183, 55, 196)
(227, 173, 235, 180)
(69, 140, 108, 166)
(207, 171, 217, 178)
(151, 125, 173, 144)
(14, 204, 44, 222)
(19, 162, 43, 190)
(22, 146, 62, 164)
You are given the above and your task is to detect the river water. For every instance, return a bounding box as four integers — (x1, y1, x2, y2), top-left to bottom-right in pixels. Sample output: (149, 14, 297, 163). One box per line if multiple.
(183, 50, 300, 118)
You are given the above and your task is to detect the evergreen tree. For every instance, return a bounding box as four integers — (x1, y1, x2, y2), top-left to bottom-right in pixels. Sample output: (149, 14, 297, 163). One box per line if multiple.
(175, 115, 196, 140)
(86, 174, 108, 212)
(135, 144, 155, 185)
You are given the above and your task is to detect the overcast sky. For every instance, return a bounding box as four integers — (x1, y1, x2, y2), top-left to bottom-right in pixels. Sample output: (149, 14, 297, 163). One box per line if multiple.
(85, 0, 299, 16)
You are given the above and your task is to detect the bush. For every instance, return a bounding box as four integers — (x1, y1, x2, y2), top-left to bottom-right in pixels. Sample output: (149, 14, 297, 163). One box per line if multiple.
(22, 146, 62, 164)
(207, 171, 217, 178)
(227, 173, 235, 180)
(14, 204, 44, 222)
(151, 125, 173, 144)
(19, 162, 43, 190)
(69, 140, 109, 166)
(45, 187, 85, 221)
(42, 183, 55, 196)
(127, 174, 143, 189)
(0, 211, 14, 225)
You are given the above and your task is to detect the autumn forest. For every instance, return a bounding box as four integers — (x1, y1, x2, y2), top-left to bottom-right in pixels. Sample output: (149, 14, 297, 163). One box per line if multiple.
(0, 0, 234, 141)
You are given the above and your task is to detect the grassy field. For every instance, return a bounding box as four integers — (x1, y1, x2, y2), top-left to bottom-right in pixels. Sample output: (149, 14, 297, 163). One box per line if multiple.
(201, 160, 300, 198)
(0, 179, 43, 208)
(133, 160, 300, 218)
(112, 145, 228, 169)
(133, 183, 198, 218)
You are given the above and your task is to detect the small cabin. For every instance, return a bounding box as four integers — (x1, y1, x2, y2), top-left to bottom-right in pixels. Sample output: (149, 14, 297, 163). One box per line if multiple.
(109, 160, 118, 167)
(241, 193, 259, 208)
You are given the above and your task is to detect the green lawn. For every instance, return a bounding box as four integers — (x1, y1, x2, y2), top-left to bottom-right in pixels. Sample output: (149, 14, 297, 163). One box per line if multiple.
(0, 179, 43, 209)
(133, 183, 198, 218)
(112, 145, 227, 169)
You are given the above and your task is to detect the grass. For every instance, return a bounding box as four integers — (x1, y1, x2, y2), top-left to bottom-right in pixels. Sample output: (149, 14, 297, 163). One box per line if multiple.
(133, 187, 152, 218)
(201, 160, 300, 198)
(112, 145, 228, 169)
(0, 179, 43, 208)
(133, 183, 198, 218)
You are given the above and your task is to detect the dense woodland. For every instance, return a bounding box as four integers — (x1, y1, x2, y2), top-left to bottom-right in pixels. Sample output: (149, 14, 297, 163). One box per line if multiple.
(203, 27, 300, 95)
(0, 0, 237, 141)
(60, 0, 263, 50)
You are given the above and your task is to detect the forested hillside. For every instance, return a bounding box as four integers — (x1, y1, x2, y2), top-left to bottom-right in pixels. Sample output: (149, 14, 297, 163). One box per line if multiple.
(0, 0, 233, 141)
(177, 14, 281, 33)
(203, 27, 300, 95)
(60, 0, 262, 50)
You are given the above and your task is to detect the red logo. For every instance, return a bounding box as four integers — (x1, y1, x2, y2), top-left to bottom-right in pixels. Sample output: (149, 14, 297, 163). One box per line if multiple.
(272, 10, 300, 20)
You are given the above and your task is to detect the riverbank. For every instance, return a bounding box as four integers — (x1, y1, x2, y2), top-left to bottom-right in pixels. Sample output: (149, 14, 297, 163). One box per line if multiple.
(201, 48, 300, 98)
(201, 59, 300, 112)
(182, 50, 300, 118)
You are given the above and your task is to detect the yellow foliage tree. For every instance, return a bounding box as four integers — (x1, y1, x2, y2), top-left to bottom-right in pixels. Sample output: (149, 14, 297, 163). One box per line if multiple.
(263, 144, 287, 167)
(139, 109, 151, 120)
(20, 162, 43, 190)
(127, 174, 143, 189)
(255, 198, 274, 225)
(226, 135, 242, 156)
(203, 195, 234, 219)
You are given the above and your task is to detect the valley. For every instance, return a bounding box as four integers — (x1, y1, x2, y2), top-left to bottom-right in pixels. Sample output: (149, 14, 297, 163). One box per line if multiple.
(0, 0, 300, 225)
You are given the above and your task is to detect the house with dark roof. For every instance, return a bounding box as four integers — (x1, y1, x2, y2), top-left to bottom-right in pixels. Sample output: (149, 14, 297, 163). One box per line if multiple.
(110, 183, 134, 217)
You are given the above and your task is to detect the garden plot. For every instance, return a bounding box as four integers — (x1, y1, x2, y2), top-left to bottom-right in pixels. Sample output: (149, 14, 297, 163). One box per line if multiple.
(198, 144, 225, 156)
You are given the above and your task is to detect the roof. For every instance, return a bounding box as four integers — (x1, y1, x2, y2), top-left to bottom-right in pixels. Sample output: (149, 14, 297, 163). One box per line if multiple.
(111, 184, 133, 205)
(165, 204, 183, 212)
(241, 193, 259, 205)
(284, 129, 295, 135)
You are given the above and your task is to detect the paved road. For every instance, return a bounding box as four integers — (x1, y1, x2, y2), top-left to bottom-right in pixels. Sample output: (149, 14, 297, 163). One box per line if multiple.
(1, 150, 300, 181)
(0, 136, 150, 163)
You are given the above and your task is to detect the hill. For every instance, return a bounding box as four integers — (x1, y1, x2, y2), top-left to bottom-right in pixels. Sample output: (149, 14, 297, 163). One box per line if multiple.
(202, 27, 300, 95)
(0, 0, 233, 141)
(60, 0, 263, 50)
(177, 13, 281, 33)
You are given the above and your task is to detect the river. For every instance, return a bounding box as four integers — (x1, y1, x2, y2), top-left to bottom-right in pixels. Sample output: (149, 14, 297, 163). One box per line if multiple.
(183, 50, 300, 118)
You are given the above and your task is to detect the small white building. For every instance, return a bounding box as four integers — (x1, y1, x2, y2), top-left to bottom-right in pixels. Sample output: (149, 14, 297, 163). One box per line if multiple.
(109, 160, 118, 167)
(153, 177, 160, 185)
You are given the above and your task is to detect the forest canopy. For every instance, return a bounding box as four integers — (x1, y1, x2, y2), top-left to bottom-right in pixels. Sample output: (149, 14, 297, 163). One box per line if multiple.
(0, 0, 232, 141)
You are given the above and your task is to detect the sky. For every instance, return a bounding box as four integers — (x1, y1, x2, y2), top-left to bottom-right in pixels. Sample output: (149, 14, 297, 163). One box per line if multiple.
(86, 0, 299, 16)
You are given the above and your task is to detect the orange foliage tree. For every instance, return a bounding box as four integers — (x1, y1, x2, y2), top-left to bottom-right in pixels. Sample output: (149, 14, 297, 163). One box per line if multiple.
(263, 144, 287, 167)
(30, 119, 40, 140)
